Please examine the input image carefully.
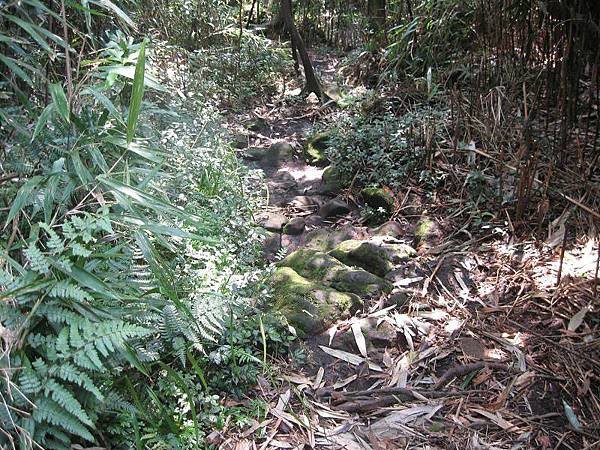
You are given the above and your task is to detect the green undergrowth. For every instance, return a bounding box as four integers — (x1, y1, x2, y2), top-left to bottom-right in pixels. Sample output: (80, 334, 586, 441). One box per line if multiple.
(0, 3, 293, 448)
(324, 103, 450, 190)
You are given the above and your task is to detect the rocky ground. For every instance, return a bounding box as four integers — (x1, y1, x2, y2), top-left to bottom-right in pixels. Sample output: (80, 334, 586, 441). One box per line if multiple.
(216, 52, 599, 450)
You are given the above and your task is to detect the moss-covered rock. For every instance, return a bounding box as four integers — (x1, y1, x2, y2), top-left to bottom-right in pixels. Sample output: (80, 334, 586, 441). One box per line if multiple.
(329, 237, 417, 277)
(320, 165, 348, 194)
(361, 187, 395, 212)
(272, 267, 361, 335)
(413, 217, 442, 252)
(278, 249, 392, 297)
(304, 131, 333, 167)
(304, 225, 365, 252)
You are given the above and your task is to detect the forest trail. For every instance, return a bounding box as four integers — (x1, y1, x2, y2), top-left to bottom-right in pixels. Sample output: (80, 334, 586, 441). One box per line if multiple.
(222, 52, 598, 449)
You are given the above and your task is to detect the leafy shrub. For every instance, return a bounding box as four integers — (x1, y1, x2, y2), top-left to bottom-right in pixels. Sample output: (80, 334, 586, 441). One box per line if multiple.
(0, 2, 282, 448)
(325, 106, 450, 189)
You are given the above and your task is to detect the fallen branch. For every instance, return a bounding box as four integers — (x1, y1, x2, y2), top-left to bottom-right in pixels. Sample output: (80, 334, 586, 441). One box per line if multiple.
(433, 362, 511, 389)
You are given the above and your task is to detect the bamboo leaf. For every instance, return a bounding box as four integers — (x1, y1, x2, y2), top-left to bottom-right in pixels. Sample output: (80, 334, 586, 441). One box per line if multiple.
(0, 54, 33, 85)
(62, 264, 119, 300)
(126, 41, 146, 144)
(49, 83, 70, 123)
(6, 176, 42, 226)
(2, 14, 54, 54)
(104, 65, 165, 91)
(82, 87, 125, 125)
(90, 0, 137, 30)
(32, 104, 55, 142)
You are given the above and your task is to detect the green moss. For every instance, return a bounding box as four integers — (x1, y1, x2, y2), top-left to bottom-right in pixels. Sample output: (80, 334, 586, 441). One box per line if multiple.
(361, 187, 395, 212)
(414, 218, 435, 243)
(304, 131, 333, 166)
(278, 249, 346, 282)
(271, 267, 361, 335)
(329, 239, 416, 278)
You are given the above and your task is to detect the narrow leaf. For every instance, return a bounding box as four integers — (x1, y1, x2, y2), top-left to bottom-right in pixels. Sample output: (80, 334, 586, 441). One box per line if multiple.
(5, 176, 42, 226)
(126, 41, 146, 144)
(49, 83, 70, 123)
(32, 104, 55, 141)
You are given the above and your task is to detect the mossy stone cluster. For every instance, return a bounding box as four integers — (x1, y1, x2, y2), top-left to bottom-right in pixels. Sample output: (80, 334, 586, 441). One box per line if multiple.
(304, 131, 333, 166)
(271, 247, 392, 335)
(270, 235, 417, 336)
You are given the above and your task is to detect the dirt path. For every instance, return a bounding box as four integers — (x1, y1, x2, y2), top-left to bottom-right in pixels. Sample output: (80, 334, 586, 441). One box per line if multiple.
(221, 51, 598, 450)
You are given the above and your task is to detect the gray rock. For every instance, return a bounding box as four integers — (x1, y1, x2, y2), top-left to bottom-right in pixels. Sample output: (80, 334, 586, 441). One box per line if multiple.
(304, 225, 366, 252)
(283, 217, 306, 235)
(373, 221, 404, 238)
(260, 213, 289, 232)
(270, 141, 294, 158)
(268, 171, 298, 192)
(262, 232, 281, 260)
(329, 237, 417, 277)
(387, 291, 409, 307)
(241, 147, 265, 161)
(246, 117, 267, 132)
(289, 195, 319, 211)
(319, 198, 350, 219)
(231, 133, 249, 149)
(320, 166, 348, 194)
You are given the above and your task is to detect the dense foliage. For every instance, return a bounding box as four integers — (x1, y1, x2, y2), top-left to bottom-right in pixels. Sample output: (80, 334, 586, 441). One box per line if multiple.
(1, 0, 598, 447)
(0, 1, 293, 448)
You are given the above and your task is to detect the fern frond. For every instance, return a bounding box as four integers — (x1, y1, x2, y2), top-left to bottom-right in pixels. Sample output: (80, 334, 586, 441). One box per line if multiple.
(70, 242, 92, 257)
(0, 266, 14, 287)
(45, 380, 94, 427)
(50, 363, 104, 401)
(48, 280, 92, 302)
(24, 244, 49, 274)
(40, 223, 65, 255)
(18, 368, 43, 395)
(37, 304, 85, 325)
(32, 398, 94, 442)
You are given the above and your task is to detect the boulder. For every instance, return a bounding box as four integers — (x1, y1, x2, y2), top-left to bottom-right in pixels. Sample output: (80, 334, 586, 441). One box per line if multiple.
(272, 267, 361, 335)
(289, 195, 320, 212)
(329, 237, 417, 277)
(270, 141, 294, 157)
(304, 131, 333, 166)
(278, 249, 392, 297)
(241, 147, 266, 161)
(361, 187, 395, 212)
(231, 133, 249, 149)
(262, 141, 294, 166)
(320, 166, 348, 194)
(413, 216, 442, 252)
(283, 217, 306, 235)
(246, 117, 267, 132)
(304, 225, 366, 252)
(260, 213, 289, 232)
(319, 198, 350, 219)
(372, 221, 404, 238)
(261, 231, 281, 260)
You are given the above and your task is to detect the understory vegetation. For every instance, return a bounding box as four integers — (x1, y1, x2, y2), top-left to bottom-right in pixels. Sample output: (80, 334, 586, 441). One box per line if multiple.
(0, 1, 292, 448)
(1, 0, 598, 449)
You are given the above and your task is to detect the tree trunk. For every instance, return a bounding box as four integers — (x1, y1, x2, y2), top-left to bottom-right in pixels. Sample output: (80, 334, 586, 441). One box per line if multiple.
(280, 0, 327, 100)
